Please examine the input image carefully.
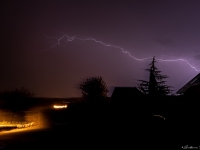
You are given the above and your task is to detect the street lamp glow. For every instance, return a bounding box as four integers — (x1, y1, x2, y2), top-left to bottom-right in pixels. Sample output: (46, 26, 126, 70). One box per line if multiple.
(53, 105, 67, 109)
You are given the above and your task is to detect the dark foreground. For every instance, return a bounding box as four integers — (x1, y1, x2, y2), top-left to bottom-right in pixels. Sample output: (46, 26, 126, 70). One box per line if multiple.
(0, 98, 200, 149)
(0, 121, 195, 150)
(0, 124, 175, 150)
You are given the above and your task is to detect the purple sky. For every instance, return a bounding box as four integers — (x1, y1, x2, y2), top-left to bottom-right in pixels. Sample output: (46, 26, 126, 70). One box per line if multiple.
(1, 0, 200, 98)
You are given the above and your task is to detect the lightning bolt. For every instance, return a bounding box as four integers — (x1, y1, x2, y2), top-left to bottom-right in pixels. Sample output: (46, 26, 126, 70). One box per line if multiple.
(44, 34, 200, 72)
(153, 114, 165, 120)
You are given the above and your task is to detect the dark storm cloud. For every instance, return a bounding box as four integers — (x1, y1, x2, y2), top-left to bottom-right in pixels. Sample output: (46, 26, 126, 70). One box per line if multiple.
(155, 38, 176, 47)
(193, 54, 200, 60)
(1, 0, 200, 97)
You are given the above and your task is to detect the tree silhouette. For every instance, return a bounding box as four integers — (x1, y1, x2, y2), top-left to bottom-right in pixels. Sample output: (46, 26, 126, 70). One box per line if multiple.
(80, 76, 108, 102)
(0, 87, 34, 111)
(137, 56, 172, 96)
(0, 87, 34, 100)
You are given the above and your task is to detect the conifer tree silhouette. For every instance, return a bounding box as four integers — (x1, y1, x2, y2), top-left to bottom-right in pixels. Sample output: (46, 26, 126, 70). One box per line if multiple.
(137, 56, 172, 96)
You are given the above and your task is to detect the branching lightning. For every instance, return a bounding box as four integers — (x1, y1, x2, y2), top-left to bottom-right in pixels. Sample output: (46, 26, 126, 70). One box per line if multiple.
(153, 114, 165, 120)
(44, 34, 200, 72)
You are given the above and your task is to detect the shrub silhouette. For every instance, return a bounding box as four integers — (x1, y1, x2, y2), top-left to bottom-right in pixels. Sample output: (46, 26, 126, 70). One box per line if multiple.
(80, 76, 108, 102)
(0, 87, 34, 110)
(0, 87, 34, 100)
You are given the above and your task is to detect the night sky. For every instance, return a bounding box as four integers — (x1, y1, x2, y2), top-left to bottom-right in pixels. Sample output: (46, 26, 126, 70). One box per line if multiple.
(1, 0, 200, 98)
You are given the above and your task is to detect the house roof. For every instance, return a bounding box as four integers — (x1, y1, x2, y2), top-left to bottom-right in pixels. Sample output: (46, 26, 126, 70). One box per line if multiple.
(183, 84, 200, 95)
(111, 87, 144, 98)
(177, 73, 200, 94)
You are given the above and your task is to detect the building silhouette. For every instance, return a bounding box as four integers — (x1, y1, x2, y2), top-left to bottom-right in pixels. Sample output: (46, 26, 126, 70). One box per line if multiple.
(111, 87, 144, 101)
(177, 73, 200, 95)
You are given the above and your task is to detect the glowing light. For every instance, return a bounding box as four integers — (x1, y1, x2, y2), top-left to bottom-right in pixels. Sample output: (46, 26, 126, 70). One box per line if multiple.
(53, 105, 67, 109)
(16, 122, 34, 128)
(0, 122, 35, 128)
(0, 125, 17, 127)
(0, 125, 42, 134)
(45, 34, 200, 72)
(153, 114, 165, 120)
(0, 122, 35, 134)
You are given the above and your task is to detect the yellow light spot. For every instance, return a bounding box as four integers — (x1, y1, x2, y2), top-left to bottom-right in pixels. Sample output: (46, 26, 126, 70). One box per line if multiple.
(53, 105, 67, 109)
